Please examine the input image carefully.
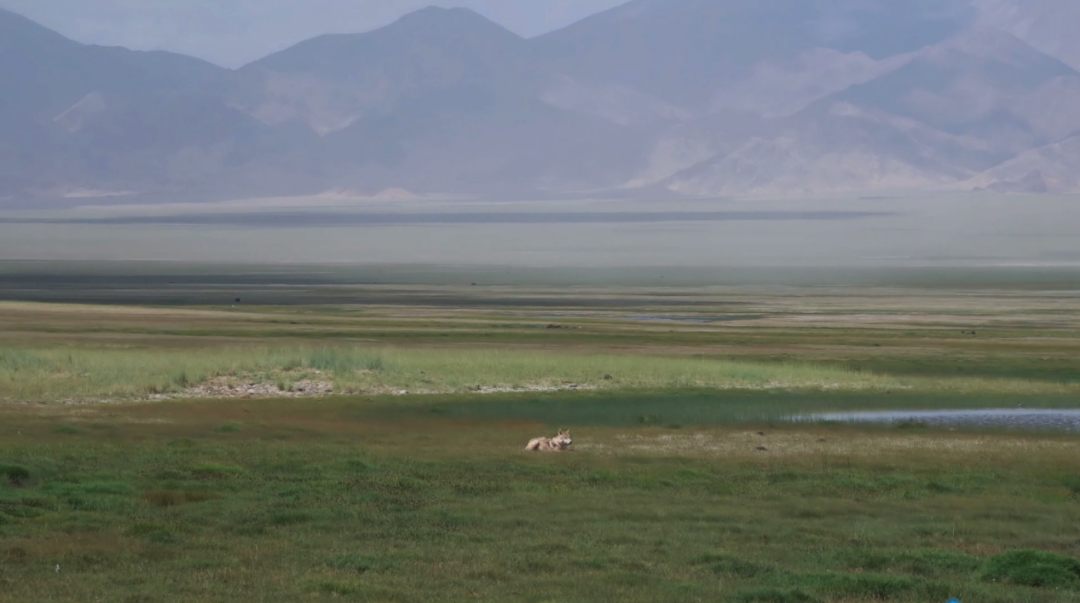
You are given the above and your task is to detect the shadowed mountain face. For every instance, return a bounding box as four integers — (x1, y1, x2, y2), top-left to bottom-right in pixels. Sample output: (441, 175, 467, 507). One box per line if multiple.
(2, 1, 1079, 205)
(531, 0, 975, 110)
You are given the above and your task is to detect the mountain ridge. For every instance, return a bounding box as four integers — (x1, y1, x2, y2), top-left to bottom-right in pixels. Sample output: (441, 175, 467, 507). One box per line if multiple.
(2, 1, 1079, 205)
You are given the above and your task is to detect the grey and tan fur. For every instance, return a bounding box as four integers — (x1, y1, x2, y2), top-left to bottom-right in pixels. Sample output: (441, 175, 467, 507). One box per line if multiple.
(525, 430, 573, 451)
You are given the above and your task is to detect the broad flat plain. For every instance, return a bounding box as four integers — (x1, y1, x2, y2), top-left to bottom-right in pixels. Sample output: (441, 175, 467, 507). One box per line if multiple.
(1, 197, 1080, 602)
(1, 194, 1078, 266)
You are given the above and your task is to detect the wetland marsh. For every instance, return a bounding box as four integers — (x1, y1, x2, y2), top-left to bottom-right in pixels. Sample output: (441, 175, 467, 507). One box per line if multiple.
(1, 262, 1079, 602)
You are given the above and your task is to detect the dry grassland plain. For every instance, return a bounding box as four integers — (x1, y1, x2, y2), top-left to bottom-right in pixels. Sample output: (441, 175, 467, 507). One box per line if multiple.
(1, 264, 1079, 602)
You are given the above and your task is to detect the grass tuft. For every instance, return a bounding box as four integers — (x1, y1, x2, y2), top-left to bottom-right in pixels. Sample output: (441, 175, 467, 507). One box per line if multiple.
(0, 463, 31, 487)
(980, 549, 1080, 589)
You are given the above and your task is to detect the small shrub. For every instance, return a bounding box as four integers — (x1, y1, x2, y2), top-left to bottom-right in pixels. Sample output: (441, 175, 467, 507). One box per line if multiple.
(216, 423, 242, 433)
(0, 511, 11, 525)
(0, 464, 31, 487)
(980, 549, 1080, 589)
(55, 425, 81, 435)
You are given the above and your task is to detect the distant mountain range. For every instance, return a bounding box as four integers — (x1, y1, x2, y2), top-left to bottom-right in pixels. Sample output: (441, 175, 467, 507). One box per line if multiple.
(2, 0, 1079, 206)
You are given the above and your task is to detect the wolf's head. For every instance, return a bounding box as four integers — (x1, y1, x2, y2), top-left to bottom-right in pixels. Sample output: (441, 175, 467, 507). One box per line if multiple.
(553, 430, 572, 449)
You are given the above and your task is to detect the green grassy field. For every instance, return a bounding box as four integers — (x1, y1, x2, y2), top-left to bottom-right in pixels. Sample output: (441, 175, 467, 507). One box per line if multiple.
(3, 398, 1080, 603)
(1, 268, 1079, 602)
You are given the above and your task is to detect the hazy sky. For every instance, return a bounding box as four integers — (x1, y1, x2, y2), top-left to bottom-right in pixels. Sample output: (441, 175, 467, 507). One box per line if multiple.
(0, 0, 628, 68)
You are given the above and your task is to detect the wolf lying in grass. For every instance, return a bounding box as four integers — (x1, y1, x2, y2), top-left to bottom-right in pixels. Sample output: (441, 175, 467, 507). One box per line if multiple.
(525, 430, 573, 451)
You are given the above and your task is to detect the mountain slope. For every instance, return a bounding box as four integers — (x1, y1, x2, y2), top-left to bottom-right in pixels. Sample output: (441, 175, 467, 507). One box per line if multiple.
(0, 7, 320, 199)
(531, 0, 975, 112)
(967, 134, 1080, 193)
(3, 2, 1080, 203)
(231, 7, 535, 135)
(230, 7, 656, 195)
(0, 7, 224, 120)
(653, 27, 1080, 196)
(973, 0, 1080, 71)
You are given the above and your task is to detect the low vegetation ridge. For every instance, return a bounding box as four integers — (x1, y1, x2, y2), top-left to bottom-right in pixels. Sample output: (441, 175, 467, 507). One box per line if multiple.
(5, 345, 1077, 406)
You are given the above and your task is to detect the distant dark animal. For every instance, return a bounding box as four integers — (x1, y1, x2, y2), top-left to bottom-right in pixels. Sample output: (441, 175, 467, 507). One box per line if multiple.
(603, 374, 613, 381)
(756, 431, 765, 436)
(235, 298, 241, 303)
(755, 446, 768, 452)
(546, 324, 563, 330)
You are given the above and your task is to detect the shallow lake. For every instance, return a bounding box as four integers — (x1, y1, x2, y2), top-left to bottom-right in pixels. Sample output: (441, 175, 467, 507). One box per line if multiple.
(799, 409, 1080, 431)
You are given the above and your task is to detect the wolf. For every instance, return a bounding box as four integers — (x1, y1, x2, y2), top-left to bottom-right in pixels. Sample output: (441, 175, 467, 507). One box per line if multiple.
(525, 430, 572, 451)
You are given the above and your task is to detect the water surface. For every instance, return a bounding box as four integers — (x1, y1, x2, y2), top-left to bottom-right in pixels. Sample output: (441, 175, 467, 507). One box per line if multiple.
(802, 409, 1080, 431)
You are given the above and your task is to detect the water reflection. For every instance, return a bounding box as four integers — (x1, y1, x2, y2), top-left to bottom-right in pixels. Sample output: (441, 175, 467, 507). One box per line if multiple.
(800, 409, 1080, 431)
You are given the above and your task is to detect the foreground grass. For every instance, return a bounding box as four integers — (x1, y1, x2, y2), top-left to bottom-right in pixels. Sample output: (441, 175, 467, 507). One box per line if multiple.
(1, 397, 1080, 602)
(1, 284, 1079, 602)
(3, 345, 1078, 404)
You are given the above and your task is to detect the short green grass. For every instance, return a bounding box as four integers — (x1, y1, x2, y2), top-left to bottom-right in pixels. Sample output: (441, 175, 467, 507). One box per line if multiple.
(2, 280, 1079, 602)
(1, 398, 1079, 603)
